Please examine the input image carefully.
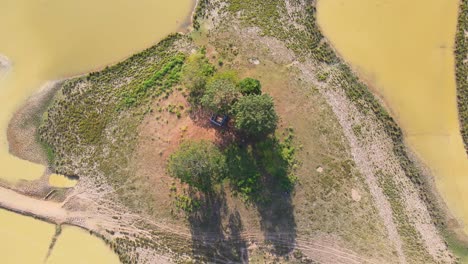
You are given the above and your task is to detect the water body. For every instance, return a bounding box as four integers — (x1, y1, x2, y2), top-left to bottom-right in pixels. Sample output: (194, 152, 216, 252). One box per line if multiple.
(47, 226, 120, 264)
(0, 209, 120, 263)
(0, 209, 54, 263)
(0, 0, 194, 262)
(317, 0, 468, 232)
(48, 174, 78, 188)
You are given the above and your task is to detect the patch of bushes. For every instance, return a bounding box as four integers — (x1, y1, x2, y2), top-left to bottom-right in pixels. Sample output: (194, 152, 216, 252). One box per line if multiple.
(119, 53, 186, 108)
(239, 77, 262, 95)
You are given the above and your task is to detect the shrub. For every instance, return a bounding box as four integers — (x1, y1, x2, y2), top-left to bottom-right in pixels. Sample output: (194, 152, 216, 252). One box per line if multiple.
(181, 52, 215, 103)
(225, 144, 261, 199)
(239, 77, 262, 95)
(167, 140, 226, 192)
(232, 94, 278, 137)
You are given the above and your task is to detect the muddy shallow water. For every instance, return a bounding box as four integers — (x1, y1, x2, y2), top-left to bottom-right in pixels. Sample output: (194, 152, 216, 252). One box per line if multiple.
(0, 0, 194, 262)
(0, 209, 120, 264)
(317, 0, 468, 232)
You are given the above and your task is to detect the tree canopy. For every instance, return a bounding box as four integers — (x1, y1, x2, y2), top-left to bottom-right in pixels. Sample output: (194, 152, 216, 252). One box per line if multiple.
(200, 79, 240, 114)
(232, 94, 278, 137)
(239, 77, 262, 95)
(167, 140, 226, 192)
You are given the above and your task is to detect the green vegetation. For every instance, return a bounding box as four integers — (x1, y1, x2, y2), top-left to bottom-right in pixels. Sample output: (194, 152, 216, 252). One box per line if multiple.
(239, 77, 262, 95)
(200, 78, 240, 114)
(174, 194, 201, 213)
(232, 94, 278, 137)
(455, 0, 468, 153)
(255, 130, 297, 191)
(181, 51, 215, 104)
(224, 144, 260, 198)
(169, 51, 290, 200)
(119, 53, 185, 108)
(182, 52, 278, 138)
(225, 129, 297, 201)
(168, 140, 227, 192)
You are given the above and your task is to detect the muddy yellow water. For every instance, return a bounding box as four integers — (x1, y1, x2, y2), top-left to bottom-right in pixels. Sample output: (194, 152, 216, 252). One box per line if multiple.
(0, 0, 194, 182)
(47, 226, 120, 264)
(0, 209, 54, 263)
(0, 209, 119, 263)
(0, 0, 194, 262)
(317, 0, 468, 232)
(48, 174, 78, 188)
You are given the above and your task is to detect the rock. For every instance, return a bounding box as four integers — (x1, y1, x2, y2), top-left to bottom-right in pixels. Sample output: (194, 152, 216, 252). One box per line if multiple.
(351, 189, 361, 202)
(248, 57, 260, 65)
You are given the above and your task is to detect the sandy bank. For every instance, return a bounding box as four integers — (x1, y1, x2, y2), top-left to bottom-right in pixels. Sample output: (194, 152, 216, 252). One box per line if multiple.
(0, 186, 67, 223)
(7, 80, 62, 165)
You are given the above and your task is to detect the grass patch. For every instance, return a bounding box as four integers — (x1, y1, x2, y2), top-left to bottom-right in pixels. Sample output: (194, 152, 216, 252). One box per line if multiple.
(119, 53, 185, 109)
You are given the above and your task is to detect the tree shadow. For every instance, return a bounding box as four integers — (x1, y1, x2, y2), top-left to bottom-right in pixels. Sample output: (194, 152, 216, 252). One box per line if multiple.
(225, 137, 297, 256)
(188, 189, 249, 263)
(253, 137, 297, 256)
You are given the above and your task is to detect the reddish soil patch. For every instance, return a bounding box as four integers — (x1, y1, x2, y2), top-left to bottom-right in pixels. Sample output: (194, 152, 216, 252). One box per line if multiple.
(133, 91, 217, 221)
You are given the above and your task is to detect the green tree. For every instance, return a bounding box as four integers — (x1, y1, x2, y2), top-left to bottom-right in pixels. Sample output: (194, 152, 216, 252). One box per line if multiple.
(232, 94, 278, 137)
(167, 140, 226, 192)
(201, 79, 240, 114)
(239, 77, 262, 95)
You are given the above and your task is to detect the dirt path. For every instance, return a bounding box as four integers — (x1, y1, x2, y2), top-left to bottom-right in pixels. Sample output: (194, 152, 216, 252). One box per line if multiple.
(0, 186, 68, 223)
